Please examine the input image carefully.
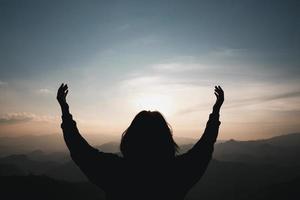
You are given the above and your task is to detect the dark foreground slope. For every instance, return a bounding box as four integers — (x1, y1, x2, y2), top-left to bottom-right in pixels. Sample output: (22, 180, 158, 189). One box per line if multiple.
(0, 175, 105, 200)
(1, 174, 299, 200)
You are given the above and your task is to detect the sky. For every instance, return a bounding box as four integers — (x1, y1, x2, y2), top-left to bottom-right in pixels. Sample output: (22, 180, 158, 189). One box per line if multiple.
(0, 0, 299, 140)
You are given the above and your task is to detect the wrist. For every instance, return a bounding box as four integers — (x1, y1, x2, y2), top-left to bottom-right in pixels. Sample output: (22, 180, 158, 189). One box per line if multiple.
(60, 102, 69, 113)
(59, 101, 68, 107)
(212, 106, 220, 114)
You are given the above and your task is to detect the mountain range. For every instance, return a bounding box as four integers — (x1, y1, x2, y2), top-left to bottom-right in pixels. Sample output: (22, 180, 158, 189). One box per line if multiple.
(1, 132, 299, 200)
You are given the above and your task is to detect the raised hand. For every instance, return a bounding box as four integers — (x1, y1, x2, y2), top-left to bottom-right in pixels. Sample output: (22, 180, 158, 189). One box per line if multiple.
(57, 83, 69, 106)
(213, 85, 224, 114)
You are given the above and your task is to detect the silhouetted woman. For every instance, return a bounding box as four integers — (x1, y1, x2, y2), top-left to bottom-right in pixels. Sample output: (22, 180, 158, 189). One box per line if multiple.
(57, 84, 224, 200)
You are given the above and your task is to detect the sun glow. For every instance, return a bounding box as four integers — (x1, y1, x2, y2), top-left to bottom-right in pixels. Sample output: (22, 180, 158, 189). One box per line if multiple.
(132, 94, 175, 116)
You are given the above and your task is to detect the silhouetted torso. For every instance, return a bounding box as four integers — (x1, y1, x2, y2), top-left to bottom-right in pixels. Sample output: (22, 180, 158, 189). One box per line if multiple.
(61, 113, 220, 200)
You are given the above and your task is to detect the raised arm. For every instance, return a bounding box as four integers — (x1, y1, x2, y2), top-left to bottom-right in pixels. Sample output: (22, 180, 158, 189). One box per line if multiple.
(190, 85, 224, 153)
(57, 83, 122, 189)
(176, 86, 224, 188)
(57, 83, 95, 155)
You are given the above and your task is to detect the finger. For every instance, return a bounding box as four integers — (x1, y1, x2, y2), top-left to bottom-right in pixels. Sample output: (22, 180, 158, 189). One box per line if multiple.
(62, 86, 68, 94)
(57, 84, 64, 96)
(214, 91, 219, 97)
(64, 89, 69, 98)
(62, 84, 68, 91)
(216, 87, 223, 96)
(58, 83, 64, 92)
(215, 86, 221, 92)
(214, 92, 219, 98)
(218, 85, 224, 93)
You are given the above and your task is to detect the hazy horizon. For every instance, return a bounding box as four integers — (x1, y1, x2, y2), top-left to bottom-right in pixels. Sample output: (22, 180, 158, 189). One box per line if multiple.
(1, 129, 300, 142)
(1, 0, 299, 140)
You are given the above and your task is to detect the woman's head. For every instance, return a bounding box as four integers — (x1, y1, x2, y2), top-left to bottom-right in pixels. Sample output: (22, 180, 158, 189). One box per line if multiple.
(120, 110, 178, 160)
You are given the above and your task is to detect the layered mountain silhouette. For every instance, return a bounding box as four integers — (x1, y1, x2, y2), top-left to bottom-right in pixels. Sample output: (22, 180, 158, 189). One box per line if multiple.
(1, 133, 299, 199)
(213, 133, 300, 165)
(0, 133, 196, 156)
(0, 133, 120, 156)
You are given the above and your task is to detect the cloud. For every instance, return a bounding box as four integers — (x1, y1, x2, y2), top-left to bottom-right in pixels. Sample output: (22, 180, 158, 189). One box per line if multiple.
(121, 75, 163, 88)
(122, 61, 213, 88)
(178, 90, 300, 114)
(120, 73, 210, 94)
(36, 88, 53, 95)
(120, 59, 300, 118)
(0, 113, 34, 124)
(0, 112, 59, 125)
(147, 60, 259, 86)
(152, 62, 201, 73)
(225, 90, 300, 109)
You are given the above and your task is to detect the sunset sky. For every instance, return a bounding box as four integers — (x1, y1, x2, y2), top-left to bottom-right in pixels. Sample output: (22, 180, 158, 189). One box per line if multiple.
(0, 0, 299, 140)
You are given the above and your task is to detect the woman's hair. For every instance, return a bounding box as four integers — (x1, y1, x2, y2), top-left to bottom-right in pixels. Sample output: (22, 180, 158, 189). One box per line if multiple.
(120, 110, 179, 160)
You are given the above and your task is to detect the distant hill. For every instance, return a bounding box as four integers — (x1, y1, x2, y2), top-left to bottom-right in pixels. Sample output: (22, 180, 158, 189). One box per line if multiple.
(1, 132, 299, 179)
(26, 150, 69, 163)
(0, 133, 198, 157)
(213, 132, 300, 165)
(0, 134, 67, 155)
(0, 133, 120, 156)
(262, 132, 300, 147)
(0, 154, 59, 175)
(0, 133, 299, 200)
